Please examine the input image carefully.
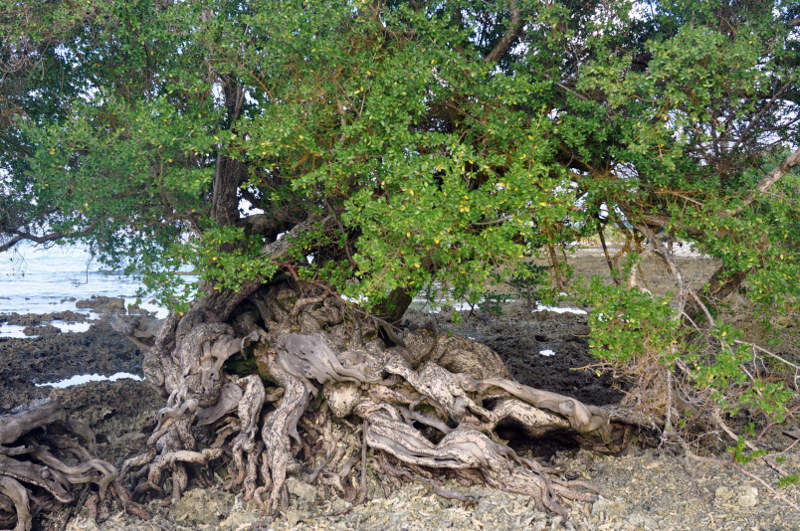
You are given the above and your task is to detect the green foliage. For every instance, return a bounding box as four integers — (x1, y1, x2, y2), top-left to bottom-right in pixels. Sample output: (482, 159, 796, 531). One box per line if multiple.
(2, 0, 800, 444)
(223, 352, 259, 378)
(580, 258, 794, 432)
(507, 262, 549, 309)
(580, 274, 681, 367)
(728, 436, 767, 464)
(478, 293, 512, 316)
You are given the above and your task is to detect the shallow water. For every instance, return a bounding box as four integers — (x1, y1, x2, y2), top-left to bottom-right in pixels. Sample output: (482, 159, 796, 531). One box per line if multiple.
(0, 244, 168, 322)
(34, 372, 145, 389)
(0, 320, 95, 339)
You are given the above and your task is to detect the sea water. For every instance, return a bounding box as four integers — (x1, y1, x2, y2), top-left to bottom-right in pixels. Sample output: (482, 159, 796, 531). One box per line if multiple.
(0, 244, 169, 334)
(0, 244, 172, 387)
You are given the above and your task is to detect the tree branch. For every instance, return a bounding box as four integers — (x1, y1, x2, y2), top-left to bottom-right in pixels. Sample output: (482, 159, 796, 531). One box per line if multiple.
(742, 146, 800, 207)
(0, 222, 99, 254)
(483, 0, 522, 64)
(0, 230, 65, 253)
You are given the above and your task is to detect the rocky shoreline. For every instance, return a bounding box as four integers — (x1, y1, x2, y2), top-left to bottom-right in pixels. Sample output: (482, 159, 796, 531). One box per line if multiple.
(0, 297, 145, 411)
(2, 298, 799, 530)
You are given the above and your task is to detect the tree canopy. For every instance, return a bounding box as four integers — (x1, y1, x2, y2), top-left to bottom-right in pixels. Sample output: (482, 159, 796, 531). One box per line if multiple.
(2, 0, 800, 517)
(3, 0, 797, 312)
(3, 0, 800, 399)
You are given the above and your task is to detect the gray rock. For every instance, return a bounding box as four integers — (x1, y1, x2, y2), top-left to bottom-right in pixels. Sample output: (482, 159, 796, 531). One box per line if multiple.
(76, 296, 125, 314)
(171, 487, 234, 526)
(23, 324, 60, 336)
(714, 485, 733, 503)
(592, 496, 628, 519)
(737, 486, 758, 507)
(626, 513, 660, 529)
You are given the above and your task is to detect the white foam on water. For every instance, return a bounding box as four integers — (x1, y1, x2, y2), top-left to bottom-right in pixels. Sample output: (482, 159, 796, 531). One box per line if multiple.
(671, 241, 708, 257)
(533, 303, 587, 315)
(124, 298, 170, 319)
(35, 372, 144, 389)
(0, 244, 147, 315)
(0, 244, 174, 318)
(50, 320, 92, 333)
(447, 301, 474, 312)
(539, 349, 556, 357)
(0, 324, 33, 338)
(409, 295, 480, 313)
(2, 321, 94, 337)
(340, 294, 368, 305)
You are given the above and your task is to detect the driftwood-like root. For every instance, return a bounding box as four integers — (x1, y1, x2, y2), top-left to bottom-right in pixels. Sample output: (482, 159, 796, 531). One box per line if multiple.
(0, 477, 30, 531)
(0, 402, 149, 530)
(257, 348, 312, 513)
(123, 281, 614, 518)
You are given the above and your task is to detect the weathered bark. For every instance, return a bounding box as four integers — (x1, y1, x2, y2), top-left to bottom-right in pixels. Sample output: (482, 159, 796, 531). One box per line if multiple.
(211, 157, 247, 227)
(121, 279, 618, 518)
(0, 401, 148, 531)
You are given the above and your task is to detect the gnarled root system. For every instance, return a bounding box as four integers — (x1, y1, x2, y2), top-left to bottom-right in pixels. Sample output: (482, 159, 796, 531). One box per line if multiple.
(0, 400, 148, 531)
(121, 281, 614, 518)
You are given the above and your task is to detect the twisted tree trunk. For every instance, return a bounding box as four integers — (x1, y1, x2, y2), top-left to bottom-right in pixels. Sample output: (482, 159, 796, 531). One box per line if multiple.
(119, 277, 614, 518)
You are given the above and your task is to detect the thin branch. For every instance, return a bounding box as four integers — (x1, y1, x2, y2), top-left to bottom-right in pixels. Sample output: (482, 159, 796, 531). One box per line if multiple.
(0, 132, 35, 157)
(731, 81, 793, 153)
(0, 223, 98, 253)
(730, 462, 800, 512)
(597, 223, 617, 281)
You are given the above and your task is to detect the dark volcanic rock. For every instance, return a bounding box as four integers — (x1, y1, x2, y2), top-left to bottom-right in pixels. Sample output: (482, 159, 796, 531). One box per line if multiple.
(1, 310, 88, 326)
(22, 324, 61, 336)
(0, 318, 144, 411)
(75, 295, 125, 314)
(404, 304, 625, 406)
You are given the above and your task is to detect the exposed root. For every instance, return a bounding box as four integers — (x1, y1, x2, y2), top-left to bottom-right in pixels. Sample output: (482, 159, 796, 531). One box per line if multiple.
(257, 348, 312, 513)
(378, 455, 479, 504)
(123, 281, 615, 519)
(0, 477, 30, 531)
(0, 401, 149, 530)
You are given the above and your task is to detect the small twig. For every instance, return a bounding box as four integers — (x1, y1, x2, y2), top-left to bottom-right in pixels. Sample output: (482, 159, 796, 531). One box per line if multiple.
(712, 410, 759, 452)
(380, 456, 479, 505)
(337, 455, 359, 481)
(733, 340, 800, 376)
(660, 367, 675, 447)
(688, 289, 716, 327)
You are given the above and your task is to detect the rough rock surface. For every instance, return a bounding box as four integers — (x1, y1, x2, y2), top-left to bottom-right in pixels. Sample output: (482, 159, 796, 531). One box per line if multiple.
(0, 315, 143, 410)
(59, 440, 800, 530)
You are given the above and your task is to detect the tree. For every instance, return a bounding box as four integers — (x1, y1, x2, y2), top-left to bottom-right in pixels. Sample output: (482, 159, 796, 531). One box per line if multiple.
(2, 0, 800, 526)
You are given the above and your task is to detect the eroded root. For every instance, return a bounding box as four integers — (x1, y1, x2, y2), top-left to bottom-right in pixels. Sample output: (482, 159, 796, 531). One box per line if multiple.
(0, 400, 149, 531)
(122, 281, 615, 518)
